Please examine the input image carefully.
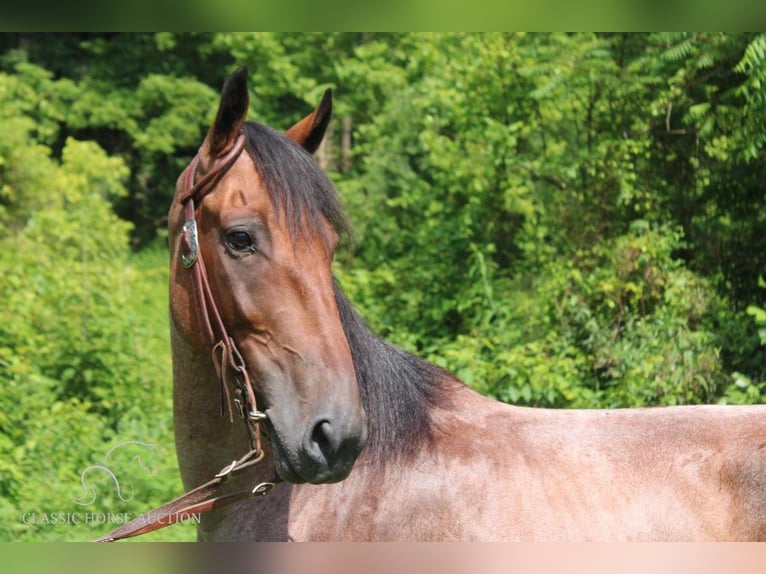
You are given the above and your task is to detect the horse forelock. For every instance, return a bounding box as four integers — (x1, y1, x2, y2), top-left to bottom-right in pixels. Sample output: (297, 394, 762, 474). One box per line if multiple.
(241, 121, 349, 246)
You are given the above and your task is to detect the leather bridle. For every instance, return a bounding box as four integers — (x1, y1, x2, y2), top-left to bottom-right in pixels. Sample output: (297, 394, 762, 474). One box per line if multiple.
(96, 133, 278, 542)
(178, 134, 266, 446)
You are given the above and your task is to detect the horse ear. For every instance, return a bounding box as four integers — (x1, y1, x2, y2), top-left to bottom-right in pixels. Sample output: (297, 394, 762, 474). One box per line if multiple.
(206, 66, 249, 157)
(285, 88, 332, 154)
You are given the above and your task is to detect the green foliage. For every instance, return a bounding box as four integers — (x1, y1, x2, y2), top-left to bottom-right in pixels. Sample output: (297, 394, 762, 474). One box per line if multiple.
(414, 223, 743, 409)
(334, 32, 763, 397)
(0, 67, 187, 540)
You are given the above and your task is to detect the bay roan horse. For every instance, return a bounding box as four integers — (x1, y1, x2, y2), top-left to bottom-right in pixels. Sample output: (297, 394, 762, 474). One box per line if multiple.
(168, 67, 766, 541)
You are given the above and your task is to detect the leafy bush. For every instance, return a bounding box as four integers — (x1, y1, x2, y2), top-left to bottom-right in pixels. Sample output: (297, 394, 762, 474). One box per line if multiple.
(363, 222, 757, 410)
(0, 75, 186, 539)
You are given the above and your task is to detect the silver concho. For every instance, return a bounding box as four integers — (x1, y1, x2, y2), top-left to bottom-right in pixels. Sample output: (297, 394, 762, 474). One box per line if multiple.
(180, 219, 199, 268)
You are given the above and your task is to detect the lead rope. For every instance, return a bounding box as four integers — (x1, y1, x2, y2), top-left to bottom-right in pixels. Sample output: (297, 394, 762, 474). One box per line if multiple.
(95, 134, 279, 542)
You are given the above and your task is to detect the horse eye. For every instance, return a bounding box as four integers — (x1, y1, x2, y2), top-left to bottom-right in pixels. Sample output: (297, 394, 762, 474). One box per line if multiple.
(226, 230, 256, 252)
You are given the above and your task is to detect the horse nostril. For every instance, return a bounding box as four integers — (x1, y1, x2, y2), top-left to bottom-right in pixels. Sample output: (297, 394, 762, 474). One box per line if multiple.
(310, 419, 339, 461)
(294, 413, 366, 483)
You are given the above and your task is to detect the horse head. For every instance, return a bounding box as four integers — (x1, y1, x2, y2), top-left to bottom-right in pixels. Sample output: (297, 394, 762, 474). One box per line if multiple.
(169, 67, 366, 485)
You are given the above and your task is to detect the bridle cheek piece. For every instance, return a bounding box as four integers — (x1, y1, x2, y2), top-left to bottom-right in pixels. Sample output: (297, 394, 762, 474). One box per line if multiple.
(179, 133, 266, 448)
(95, 133, 277, 542)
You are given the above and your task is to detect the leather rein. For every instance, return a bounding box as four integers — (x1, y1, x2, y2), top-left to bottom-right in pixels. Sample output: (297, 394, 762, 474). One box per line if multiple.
(96, 134, 277, 542)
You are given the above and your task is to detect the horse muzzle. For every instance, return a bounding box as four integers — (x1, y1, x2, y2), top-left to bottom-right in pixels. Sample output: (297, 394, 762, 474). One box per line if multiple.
(266, 404, 367, 484)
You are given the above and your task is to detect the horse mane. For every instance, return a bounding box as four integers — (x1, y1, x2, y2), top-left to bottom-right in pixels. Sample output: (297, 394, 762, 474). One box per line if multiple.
(334, 282, 457, 465)
(242, 120, 456, 465)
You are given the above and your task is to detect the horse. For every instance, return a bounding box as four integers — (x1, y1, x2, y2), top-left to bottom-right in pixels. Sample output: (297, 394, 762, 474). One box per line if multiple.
(166, 67, 766, 541)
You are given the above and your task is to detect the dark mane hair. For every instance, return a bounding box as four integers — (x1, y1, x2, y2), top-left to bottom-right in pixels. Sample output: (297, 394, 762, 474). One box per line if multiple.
(242, 121, 349, 242)
(334, 282, 456, 465)
(243, 120, 456, 465)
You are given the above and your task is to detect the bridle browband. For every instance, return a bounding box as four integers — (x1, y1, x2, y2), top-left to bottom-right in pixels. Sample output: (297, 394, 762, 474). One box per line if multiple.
(96, 133, 278, 542)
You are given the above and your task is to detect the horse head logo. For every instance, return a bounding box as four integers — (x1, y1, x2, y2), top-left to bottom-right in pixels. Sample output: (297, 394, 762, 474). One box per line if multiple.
(73, 441, 155, 506)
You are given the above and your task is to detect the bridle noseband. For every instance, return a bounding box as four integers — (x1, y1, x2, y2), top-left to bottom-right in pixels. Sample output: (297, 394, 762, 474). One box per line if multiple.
(96, 133, 278, 542)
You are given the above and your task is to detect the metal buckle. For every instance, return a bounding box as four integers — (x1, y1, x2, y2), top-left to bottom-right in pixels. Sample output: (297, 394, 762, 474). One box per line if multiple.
(180, 219, 199, 268)
(252, 482, 275, 497)
(233, 384, 248, 419)
(215, 460, 238, 479)
(233, 397, 246, 419)
(248, 410, 267, 422)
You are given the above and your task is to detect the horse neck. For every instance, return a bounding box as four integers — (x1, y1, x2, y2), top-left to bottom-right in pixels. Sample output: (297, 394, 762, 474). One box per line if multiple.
(170, 320, 276, 492)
